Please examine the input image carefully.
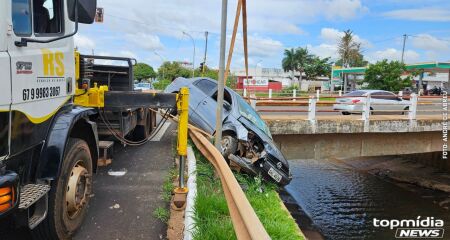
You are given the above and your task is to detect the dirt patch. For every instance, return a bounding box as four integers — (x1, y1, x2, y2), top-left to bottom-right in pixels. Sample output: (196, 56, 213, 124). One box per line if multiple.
(167, 157, 188, 240)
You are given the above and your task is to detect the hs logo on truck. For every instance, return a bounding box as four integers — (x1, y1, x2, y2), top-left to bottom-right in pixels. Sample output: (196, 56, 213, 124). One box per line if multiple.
(41, 49, 65, 76)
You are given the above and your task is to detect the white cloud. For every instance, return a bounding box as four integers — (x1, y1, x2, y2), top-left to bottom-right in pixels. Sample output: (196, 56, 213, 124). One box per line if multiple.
(228, 34, 284, 58)
(383, 8, 450, 22)
(307, 44, 339, 59)
(74, 35, 95, 50)
(368, 48, 420, 63)
(410, 34, 450, 51)
(118, 50, 138, 59)
(125, 33, 164, 51)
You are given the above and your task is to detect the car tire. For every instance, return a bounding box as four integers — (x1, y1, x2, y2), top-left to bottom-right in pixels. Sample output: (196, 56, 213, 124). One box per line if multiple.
(32, 138, 93, 240)
(370, 107, 374, 115)
(342, 111, 350, 115)
(221, 134, 238, 163)
(402, 106, 409, 115)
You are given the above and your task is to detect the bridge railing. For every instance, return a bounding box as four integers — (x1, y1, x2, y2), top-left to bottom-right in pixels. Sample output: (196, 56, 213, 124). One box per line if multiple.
(247, 92, 448, 132)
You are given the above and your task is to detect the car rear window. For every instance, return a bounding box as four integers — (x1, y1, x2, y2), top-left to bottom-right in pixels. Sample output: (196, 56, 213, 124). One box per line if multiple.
(344, 91, 365, 97)
(195, 79, 217, 95)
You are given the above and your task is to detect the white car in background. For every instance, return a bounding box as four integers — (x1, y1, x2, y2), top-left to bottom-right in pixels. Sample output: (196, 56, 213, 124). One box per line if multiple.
(134, 82, 153, 91)
(333, 90, 411, 115)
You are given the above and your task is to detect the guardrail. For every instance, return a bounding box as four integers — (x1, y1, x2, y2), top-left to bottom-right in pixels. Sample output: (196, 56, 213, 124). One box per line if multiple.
(189, 128, 271, 240)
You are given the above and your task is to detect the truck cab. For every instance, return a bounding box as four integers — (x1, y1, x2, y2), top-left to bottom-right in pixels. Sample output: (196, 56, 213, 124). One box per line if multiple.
(0, 1, 100, 239)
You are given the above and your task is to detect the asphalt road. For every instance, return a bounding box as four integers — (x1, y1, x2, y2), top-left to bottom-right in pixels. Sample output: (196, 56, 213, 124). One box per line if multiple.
(4, 121, 175, 240)
(74, 123, 175, 240)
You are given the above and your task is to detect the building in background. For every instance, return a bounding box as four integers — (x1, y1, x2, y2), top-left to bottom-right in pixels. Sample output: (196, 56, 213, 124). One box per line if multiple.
(233, 67, 330, 92)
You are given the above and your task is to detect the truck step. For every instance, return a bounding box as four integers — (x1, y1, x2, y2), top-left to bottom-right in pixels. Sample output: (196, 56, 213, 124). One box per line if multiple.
(98, 141, 114, 167)
(18, 184, 50, 209)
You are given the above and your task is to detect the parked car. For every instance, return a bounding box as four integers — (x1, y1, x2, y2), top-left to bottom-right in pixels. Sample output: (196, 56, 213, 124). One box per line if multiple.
(333, 90, 410, 115)
(134, 82, 153, 91)
(165, 77, 292, 186)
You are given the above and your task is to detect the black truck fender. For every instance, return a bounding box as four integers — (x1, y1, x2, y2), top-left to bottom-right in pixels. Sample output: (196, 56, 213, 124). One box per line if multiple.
(36, 106, 99, 180)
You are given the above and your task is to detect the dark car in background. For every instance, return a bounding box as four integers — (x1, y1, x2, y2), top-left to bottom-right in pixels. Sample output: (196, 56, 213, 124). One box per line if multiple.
(165, 77, 292, 186)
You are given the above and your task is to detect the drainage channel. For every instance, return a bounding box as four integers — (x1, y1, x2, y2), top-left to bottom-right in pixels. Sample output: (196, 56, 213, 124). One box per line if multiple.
(282, 158, 450, 240)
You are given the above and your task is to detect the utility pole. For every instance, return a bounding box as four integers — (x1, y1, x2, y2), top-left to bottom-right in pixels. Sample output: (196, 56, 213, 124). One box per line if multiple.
(202, 31, 208, 76)
(154, 51, 165, 80)
(401, 34, 407, 63)
(214, 0, 228, 149)
(183, 31, 196, 78)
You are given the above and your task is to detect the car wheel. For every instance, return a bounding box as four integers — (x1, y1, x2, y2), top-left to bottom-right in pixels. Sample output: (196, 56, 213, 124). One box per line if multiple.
(342, 111, 350, 115)
(221, 134, 238, 162)
(32, 138, 93, 240)
(370, 107, 374, 115)
(402, 106, 409, 115)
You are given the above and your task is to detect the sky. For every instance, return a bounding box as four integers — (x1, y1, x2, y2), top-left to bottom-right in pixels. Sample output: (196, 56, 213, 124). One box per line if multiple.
(75, 0, 450, 71)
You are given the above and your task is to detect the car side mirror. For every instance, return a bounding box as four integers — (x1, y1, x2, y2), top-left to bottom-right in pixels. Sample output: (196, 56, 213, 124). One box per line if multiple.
(68, 0, 97, 24)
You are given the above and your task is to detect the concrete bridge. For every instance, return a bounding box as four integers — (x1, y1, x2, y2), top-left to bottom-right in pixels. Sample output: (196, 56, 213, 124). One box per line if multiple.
(263, 115, 446, 168)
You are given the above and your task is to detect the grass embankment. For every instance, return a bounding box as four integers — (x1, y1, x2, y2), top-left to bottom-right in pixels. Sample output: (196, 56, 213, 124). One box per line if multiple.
(192, 146, 303, 240)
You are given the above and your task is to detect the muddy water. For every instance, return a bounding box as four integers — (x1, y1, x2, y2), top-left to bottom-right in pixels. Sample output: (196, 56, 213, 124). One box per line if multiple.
(284, 159, 450, 240)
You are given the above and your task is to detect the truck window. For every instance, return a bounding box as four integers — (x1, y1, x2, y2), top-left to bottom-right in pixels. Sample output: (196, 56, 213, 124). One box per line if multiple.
(34, 0, 63, 34)
(12, 0, 32, 36)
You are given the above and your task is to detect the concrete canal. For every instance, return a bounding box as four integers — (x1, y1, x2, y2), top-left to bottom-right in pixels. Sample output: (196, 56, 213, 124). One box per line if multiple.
(282, 158, 450, 240)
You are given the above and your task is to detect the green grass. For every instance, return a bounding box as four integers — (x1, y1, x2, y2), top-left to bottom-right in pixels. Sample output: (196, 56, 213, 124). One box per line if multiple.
(162, 167, 177, 202)
(153, 206, 170, 223)
(192, 147, 304, 240)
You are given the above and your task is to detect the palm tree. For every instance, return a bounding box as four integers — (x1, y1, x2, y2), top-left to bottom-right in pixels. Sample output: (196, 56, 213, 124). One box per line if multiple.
(338, 30, 361, 68)
(282, 47, 312, 86)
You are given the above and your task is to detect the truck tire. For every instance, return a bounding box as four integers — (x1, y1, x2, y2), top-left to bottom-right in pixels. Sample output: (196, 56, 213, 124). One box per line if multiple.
(132, 109, 152, 141)
(32, 138, 93, 240)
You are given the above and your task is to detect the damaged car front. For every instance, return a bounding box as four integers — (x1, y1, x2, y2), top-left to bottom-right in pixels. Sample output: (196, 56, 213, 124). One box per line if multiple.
(223, 97, 292, 186)
(165, 77, 292, 186)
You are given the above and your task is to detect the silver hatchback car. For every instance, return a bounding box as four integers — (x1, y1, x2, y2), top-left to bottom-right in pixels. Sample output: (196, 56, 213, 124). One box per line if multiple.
(333, 90, 410, 115)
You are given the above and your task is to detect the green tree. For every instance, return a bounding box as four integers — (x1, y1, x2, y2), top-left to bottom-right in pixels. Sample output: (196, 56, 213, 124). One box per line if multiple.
(282, 47, 313, 85)
(134, 63, 156, 81)
(363, 60, 412, 91)
(157, 61, 192, 81)
(337, 30, 364, 67)
(304, 56, 332, 80)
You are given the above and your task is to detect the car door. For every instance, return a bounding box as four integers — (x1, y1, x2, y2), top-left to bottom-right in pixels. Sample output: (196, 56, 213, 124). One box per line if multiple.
(191, 79, 217, 133)
(8, 0, 74, 155)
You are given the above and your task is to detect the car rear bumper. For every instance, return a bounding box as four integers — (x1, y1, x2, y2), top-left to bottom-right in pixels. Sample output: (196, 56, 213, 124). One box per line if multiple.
(333, 104, 361, 113)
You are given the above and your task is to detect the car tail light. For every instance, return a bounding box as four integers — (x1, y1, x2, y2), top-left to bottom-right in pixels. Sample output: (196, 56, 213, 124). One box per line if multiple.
(351, 99, 360, 104)
(0, 187, 14, 213)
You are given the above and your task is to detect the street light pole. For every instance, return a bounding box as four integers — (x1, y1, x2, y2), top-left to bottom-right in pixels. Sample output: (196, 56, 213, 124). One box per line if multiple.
(154, 51, 165, 80)
(214, 0, 228, 149)
(183, 31, 196, 78)
(253, 60, 262, 95)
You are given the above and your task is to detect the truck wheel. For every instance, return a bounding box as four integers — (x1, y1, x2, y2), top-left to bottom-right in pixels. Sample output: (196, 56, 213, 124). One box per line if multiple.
(132, 109, 152, 141)
(221, 134, 238, 162)
(32, 138, 93, 240)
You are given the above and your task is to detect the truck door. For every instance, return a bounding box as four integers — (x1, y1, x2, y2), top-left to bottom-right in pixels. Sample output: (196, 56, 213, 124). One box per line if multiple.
(0, 3, 11, 158)
(8, 0, 74, 155)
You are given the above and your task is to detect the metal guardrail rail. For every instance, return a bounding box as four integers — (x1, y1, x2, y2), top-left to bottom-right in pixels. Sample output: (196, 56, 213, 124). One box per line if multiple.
(189, 128, 271, 240)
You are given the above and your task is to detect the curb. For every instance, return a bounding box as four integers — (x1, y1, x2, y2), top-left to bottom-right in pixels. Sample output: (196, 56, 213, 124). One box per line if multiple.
(183, 146, 197, 240)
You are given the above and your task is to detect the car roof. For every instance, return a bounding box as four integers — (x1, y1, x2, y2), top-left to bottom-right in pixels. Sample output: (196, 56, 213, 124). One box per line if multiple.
(352, 90, 392, 93)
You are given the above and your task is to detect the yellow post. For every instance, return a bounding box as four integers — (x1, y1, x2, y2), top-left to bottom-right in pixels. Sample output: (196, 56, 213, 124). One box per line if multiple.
(174, 87, 189, 208)
(177, 87, 189, 158)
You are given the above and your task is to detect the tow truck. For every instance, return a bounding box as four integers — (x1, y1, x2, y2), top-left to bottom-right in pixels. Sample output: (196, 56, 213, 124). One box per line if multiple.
(0, 0, 187, 239)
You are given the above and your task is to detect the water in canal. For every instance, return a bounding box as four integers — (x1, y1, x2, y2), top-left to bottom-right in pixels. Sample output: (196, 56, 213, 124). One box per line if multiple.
(283, 158, 450, 240)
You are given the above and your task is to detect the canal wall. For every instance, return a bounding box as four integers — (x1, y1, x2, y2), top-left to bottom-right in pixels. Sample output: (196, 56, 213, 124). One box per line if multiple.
(273, 132, 442, 160)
